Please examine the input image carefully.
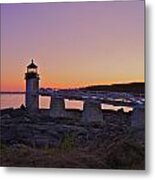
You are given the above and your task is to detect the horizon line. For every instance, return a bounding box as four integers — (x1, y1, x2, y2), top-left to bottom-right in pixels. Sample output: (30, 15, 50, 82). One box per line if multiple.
(0, 81, 145, 93)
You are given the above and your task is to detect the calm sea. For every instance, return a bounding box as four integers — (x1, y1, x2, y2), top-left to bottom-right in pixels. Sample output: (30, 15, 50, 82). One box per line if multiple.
(0, 94, 132, 112)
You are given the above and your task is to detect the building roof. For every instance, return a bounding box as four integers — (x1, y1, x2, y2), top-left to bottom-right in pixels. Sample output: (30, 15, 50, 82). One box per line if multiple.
(27, 59, 38, 68)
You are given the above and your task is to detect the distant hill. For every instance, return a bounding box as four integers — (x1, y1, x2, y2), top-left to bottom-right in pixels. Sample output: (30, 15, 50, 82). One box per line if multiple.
(80, 82, 145, 94)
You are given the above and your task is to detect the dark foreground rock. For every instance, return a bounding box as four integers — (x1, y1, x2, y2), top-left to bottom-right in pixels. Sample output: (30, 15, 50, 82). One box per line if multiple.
(0, 108, 145, 169)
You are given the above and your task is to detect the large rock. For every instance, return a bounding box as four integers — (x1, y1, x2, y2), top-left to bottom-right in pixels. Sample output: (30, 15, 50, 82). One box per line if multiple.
(49, 96, 66, 118)
(81, 100, 103, 123)
(131, 107, 145, 129)
(0, 108, 134, 148)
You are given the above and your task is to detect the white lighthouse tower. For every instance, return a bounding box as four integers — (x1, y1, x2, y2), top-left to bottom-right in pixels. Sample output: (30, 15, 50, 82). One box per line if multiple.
(25, 59, 40, 111)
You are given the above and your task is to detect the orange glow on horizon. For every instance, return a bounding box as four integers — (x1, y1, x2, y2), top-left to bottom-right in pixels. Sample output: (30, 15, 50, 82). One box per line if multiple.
(1, 79, 144, 92)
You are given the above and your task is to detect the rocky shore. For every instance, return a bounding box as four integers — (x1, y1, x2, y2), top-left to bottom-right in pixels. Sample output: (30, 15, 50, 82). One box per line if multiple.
(0, 108, 145, 169)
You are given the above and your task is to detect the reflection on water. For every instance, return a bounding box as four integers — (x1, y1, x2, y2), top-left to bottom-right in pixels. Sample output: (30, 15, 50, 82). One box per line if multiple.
(0, 94, 132, 112)
(65, 100, 132, 112)
(101, 104, 133, 112)
(0, 94, 25, 109)
(39, 96, 50, 108)
(65, 99, 84, 110)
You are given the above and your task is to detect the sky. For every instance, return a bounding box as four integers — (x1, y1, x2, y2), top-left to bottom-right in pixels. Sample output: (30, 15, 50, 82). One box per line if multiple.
(1, 1, 144, 91)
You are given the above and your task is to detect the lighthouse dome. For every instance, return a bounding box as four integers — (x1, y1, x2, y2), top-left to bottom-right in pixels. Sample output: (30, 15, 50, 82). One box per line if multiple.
(27, 59, 38, 69)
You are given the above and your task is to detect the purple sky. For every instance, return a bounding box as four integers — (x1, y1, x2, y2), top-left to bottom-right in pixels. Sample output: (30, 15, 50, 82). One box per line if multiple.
(1, 1, 144, 91)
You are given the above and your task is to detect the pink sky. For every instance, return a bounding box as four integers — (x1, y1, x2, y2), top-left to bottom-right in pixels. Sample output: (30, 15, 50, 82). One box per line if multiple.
(1, 1, 144, 91)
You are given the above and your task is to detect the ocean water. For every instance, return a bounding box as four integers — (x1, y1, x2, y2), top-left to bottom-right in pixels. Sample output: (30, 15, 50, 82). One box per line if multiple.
(0, 94, 132, 112)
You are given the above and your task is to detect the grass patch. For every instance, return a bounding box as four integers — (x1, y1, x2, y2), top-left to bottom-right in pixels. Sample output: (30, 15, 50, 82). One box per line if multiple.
(59, 133, 75, 152)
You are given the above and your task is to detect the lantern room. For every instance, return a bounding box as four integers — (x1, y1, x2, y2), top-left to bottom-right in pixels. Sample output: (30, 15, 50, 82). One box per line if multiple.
(27, 59, 38, 73)
(25, 59, 39, 80)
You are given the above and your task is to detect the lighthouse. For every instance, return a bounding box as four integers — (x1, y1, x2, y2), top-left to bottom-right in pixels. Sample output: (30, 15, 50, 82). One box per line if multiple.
(25, 59, 40, 111)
